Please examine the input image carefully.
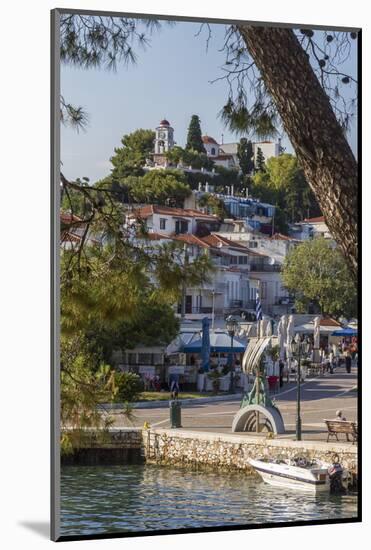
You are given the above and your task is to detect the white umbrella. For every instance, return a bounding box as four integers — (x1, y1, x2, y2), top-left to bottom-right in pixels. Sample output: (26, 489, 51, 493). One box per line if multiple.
(265, 319, 272, 337)
(286, 315, 295, 360)
(313, 316, 321, 363)
(277, 315, 287, 360)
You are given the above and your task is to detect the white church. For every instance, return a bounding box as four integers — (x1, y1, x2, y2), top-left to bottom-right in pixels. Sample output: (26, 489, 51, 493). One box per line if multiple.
(150, 118, 280, 171)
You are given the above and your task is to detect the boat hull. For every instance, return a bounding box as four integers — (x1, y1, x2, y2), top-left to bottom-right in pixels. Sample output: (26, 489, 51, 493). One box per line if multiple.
(249, 459, 330, 493)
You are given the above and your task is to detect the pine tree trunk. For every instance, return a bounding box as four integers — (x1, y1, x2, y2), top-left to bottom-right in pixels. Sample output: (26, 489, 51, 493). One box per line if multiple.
(237, 25, 358, 279)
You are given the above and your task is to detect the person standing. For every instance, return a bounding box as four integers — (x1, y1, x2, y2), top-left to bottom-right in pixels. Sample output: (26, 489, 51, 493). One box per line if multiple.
(279, 359, 284, 388)
(345, 351, 352, 373)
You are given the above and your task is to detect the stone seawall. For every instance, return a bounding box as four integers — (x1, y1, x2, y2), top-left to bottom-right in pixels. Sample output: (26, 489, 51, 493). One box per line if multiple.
(144, 429, 358, 476)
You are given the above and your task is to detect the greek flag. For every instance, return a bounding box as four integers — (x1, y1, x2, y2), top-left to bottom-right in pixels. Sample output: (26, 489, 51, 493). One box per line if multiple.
(256, 291, 263, 320)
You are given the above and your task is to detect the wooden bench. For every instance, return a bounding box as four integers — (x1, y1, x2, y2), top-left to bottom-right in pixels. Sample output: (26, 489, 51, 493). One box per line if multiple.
(324, 419, 358, 444)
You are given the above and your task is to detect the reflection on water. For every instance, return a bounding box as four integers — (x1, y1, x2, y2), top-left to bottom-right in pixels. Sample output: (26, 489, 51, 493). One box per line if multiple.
(60, 464, 357, 536)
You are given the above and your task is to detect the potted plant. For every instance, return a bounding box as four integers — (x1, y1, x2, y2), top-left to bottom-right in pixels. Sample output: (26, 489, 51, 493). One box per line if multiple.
(207, 369, 222, 395)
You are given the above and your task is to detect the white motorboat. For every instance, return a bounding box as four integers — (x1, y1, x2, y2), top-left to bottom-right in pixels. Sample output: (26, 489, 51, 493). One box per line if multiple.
(248, 457, 346, 493)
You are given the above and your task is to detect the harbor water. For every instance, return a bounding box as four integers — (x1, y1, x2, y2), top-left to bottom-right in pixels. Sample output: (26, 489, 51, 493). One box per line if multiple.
(60, 464, 357, 536)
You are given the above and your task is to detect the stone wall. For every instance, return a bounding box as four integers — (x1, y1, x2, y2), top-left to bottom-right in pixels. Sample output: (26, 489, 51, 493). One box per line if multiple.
(144, 429, 358, 476)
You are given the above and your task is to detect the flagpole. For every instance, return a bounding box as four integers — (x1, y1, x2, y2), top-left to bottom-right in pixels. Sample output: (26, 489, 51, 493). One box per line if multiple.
(255, 282, 263, 433)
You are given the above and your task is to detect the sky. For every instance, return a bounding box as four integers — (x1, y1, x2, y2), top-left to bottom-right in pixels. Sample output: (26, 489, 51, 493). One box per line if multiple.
(60, 20, 357, 183)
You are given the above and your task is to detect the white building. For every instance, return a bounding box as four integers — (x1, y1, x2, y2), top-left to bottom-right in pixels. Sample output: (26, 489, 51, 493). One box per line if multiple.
(216, 140, 280, 170)
(126, 204, 220, 236)
(202, 136, 236, 169)
(210, 228, 297, 315)
(289, 216, 332, 241)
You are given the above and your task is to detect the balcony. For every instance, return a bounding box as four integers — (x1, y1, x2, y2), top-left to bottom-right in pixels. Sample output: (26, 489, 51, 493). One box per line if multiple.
(249, 263, 281, 272)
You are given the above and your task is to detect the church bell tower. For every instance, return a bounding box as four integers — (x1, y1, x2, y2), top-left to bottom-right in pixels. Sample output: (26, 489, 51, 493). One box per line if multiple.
(154, 119, 174, 154)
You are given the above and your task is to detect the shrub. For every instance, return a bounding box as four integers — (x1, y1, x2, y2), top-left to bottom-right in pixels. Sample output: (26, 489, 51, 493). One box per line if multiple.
(115, 372, 144, 402)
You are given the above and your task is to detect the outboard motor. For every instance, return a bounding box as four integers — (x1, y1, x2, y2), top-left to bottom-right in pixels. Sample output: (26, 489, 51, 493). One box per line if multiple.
(328, 461, 346, 494)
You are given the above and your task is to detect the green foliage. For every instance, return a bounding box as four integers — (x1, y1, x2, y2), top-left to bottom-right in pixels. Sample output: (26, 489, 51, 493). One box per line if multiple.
(154, 242, 215, 303)
(213, 166, 243, 194)
(166, 145, 214, 171)
(251, 154, 321, 226)
(220, 97, 279, 139)
(255, 147, 266, 172)
(237, 138, 254, 178)
(282, 238, 357, 319)
(207, 369, 223, 394)
(115, 372, 144, 403)
(110, 129, 155, 179)
(185, 115, 206, 153)
(61, 246, 148, 337)
(60, 334, 117, 454)
(198, 193, 228, 219)
(60, 15, 159, 70)
(126, 169, 191, 207)
(88, 300, 180, 363)
(61, 177, 91, 217)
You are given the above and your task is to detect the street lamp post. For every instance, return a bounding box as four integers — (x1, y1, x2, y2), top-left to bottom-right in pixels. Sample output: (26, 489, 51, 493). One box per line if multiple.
(291, 334, 311, 441)
(226, 315, 238, 394)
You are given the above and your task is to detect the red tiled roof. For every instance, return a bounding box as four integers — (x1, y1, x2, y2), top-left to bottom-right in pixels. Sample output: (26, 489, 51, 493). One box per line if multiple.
(271, 233, 293, 241)
(303, 216, 325, 223)
(171, 234, 210, 248)
(61, 231, 81, 243)
(202, 135, 218, 145)
(60, 212, 83, 225)
(138, 231, 209, 248)
(138, 232, 172, 241)
(201, 234, 267, 256)
(320, 318, 342, 327)
(129, 205, 219, 221)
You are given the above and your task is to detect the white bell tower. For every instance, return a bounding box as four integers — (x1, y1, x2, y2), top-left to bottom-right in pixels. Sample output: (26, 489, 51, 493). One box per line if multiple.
(154, 119, 174, 154)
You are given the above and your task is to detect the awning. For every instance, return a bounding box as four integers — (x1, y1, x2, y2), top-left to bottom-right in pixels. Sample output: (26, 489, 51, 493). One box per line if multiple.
(294, 322, 337, 334)
(331, 327, 358, 337)
(182, 331, 246, 353)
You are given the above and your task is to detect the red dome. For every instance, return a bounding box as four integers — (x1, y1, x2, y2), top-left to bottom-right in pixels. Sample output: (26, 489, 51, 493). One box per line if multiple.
(202, 135, 218, 145)
(159, 119, 170, 126)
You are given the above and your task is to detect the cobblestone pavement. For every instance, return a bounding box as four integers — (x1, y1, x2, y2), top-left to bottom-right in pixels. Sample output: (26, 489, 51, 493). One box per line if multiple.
(111, 365, 358, 442)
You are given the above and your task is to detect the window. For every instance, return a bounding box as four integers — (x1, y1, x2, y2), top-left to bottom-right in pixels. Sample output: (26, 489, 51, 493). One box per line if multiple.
(230, 256, 238, 264)
(160, 218, 167, 230)
(238, 256, 248, 264)
(138, 353, 152, 365)
(175, 220, 189, 234)
(248, 241, 258, 248)
(211, 147, 216, 155)
(128, 353, 137, 365)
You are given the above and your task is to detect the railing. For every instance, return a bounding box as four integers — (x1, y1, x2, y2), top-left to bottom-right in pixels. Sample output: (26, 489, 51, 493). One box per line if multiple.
(182, 306, 224, 314)
(226, 300, 256, 310)
(274, 297, 295, 306)
(249, 264, 281, 272)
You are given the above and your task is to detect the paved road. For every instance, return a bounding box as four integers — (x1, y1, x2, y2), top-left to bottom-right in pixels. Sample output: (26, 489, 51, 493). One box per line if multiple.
(111, 365, 358, 442)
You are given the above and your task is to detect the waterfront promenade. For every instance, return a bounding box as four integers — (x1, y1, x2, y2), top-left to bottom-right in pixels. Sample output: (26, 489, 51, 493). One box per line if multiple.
(111, 365, 357, 442)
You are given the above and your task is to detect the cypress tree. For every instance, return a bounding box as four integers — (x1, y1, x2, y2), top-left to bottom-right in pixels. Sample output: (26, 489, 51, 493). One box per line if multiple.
(256, 147, 266, 172)
(237, 138, 254, 178)
(185, 115, 206, 153)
